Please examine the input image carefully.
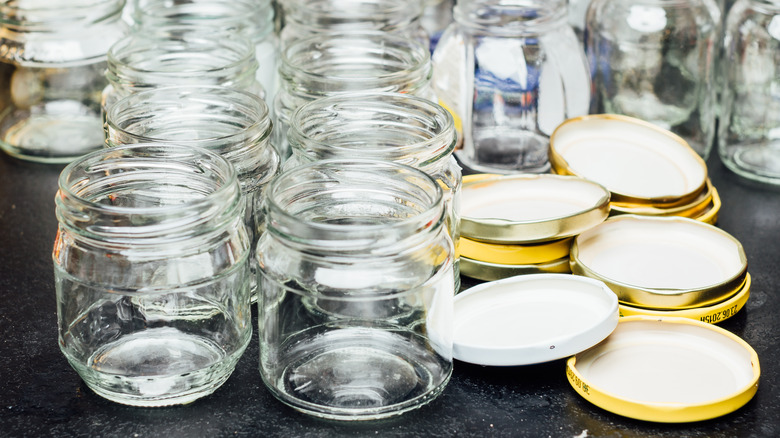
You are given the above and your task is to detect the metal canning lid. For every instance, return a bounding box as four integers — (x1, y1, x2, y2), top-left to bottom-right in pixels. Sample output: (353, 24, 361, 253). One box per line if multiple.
(549, 114, 708, 207)
(460, 174, 610, 244)
(454, 274, 619, 366)
(459, 256, 570, 282)
(618, 273, 750, 324)
(571, 215, 748, 309)
(696, 185, 721, 225)
(566, 316, 760, 423)
(459, 236, 573, 265)
(609, 178, 714, 219)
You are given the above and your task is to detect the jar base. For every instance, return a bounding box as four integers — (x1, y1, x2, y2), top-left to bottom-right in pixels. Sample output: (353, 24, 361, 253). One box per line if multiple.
(455, 128, 551, 175)
(722, 143, 780, 186)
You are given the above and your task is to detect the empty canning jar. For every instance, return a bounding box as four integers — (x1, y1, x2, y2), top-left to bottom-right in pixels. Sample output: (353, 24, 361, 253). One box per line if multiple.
(432, 0, 590, 174)
(278, 0, 428, 50)
(104, 85, 280, 296)
(131, 0, 278, 112)
(286, 92, 462, 289)
(718, 0, 780, 184)
(586, 0, 720, 158)
(274, 31, 434, 160)
(102, 29, 262, 118)
(0, 0, 127, 162)
(256, 159, 455, 420)
(53, 144, 252, 406)
(423, 0, 455, 51)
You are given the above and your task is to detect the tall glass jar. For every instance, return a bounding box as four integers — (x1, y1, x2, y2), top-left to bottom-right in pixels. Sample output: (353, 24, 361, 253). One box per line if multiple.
(278, 0, 428, 50)
(423, 0, 455, 51)
(131, 0, 278, 112)
(256, 159, 455, 420)
(718, 0, 780, 184)
(432, 0, 591, 174)
(54, 144, 252, 406)
(586, 0, 721, 158)
(104, 85, 280, 296)
(102, 29, 262, 117)
(0, 0, 127, 162)
(286, 92, 462, 289)
(274, 31, 434, 159)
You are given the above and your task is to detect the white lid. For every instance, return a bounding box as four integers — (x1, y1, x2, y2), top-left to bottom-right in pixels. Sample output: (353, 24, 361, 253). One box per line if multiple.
(453, 273, 619, 366)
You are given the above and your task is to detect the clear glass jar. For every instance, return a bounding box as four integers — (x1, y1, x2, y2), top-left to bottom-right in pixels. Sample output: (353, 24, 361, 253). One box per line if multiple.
(423, 0, 455, 51)
(102, 29, 262, 117)
(718, 0, 780, 184)
(132, 0, 278, 112)
(274, 31, 434, 160)
(0, 0, 128, 162)
(432, 0, 591, 174)
(278, 0, 429, 50)
(586, 0, 721, 158)
(286, 92, 462, 289)
(54, 144, 252, 407)
(256, 159, 455, 420)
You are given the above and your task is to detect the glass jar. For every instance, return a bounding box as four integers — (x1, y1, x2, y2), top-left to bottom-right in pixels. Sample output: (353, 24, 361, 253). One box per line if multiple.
(278, 0, 428, 50)
(718, 0, 780, 184)
(274, 31, 434, 160)
(54, 144, 252, 406)
(102, 29, 262, 117)
(256, 159, 455, 420)
(0, 0, 127, 162)
(586, 0, 721, 158)
(132, 0, 278, 112)
(286, 92, 462, 289)
(423, 0, 455, 51)
(432, 0, 590, 174)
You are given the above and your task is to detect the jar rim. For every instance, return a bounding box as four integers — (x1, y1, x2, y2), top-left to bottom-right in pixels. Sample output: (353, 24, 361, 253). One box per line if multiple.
(454, 0, 567, 36)
(0, 0, 125, 28)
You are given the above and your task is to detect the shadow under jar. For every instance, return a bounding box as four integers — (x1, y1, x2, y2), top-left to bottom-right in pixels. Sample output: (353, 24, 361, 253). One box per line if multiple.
(0, 0, 127, 162)
(256, 159, 455, 420)
(53, 144, 252, 407)
(285, 91, 462, 290)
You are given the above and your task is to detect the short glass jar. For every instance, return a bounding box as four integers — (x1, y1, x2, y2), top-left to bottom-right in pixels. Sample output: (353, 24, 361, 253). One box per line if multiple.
(102, 29, 262, 118)
(131, 0, 278, 111)
(256, 159, 455, 420)
(278, 0, 428, 50)
(54, 144, 252, 406)
(104, 85, 280, 296)
(718, 0, 780, 184)
(274, 31, 434, 159)
(286, 92, 462, 289)
(586, 0, 720, 158)
(0, 0, 128, 162)
(432, 0, 590, 174)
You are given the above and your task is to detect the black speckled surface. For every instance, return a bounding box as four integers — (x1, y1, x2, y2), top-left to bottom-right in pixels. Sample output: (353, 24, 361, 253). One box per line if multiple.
(1, 151, 778, 437)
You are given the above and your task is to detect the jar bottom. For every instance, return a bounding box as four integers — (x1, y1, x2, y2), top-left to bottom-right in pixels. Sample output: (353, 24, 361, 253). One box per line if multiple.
(263, 325, 452, 420)
(456, 128, 551, 174)
(63, 327, 248, 407)
(722, 142, 780, 186)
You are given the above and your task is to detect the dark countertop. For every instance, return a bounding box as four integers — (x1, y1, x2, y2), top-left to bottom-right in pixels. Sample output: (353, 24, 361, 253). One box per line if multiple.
(1, 151, 778, 438)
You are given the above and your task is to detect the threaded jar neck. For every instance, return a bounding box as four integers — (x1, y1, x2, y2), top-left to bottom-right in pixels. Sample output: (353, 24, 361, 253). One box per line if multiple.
(454, 0, 567, 36)
(106, 29, 259, 95)
(281, 0, 424, 35)
(0, 0, 125, 31)
(288, 92, 455, 172)
(55, 144, 244, 249)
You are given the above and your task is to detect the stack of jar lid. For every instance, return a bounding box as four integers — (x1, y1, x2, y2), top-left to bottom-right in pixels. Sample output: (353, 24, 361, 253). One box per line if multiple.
(549, 114, 720, 224)
(457, 173, 611, 281)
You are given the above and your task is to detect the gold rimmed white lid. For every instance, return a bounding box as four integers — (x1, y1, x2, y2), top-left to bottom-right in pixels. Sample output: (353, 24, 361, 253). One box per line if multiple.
(550, 114, 708, 207)
(570, 215, 748, 309)
(609, 178, 714, 218)
(566, 316, 760, 423)
(460, 256, 571, 282)
(460, 174, 611, 243)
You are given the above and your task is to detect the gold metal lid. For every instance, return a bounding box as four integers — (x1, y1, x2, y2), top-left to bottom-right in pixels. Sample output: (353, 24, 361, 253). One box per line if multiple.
(550, 114, 708, 207)
(570, 215, 748, 309)
(460, 174, 610, 244)
(609, 178, 714, 218)
(459, 235, 573, 265)
(460, 256, 571, 282)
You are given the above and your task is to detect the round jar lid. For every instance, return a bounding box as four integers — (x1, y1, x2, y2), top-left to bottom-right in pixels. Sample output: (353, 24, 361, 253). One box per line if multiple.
(571, 215, 748, 309)
(618, 273, 750, 324)
(566, 316, 760, 423)
(453, 273, 619, 366)
(550, 114, 708, 206)
(460, 174, 610, 243)
(609, 178, 714, 219)
(458, 236, 573, 265)
(460, 256, 571, 282)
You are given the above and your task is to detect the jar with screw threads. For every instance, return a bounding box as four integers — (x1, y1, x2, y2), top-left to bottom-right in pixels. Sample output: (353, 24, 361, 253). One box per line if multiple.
(256, 159, 454, 420)
(54, 144, 252, 407)
(0, 0, 128, 162)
